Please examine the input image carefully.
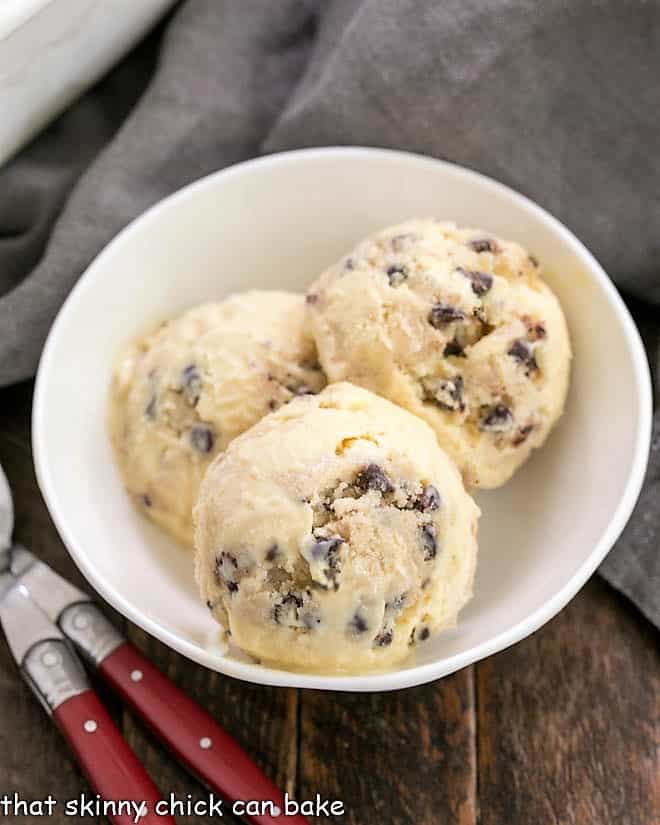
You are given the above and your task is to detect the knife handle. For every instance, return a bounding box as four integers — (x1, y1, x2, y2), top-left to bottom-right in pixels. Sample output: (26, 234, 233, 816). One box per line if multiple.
(53, 690, 174, 825)
(99, 642, 307, 825)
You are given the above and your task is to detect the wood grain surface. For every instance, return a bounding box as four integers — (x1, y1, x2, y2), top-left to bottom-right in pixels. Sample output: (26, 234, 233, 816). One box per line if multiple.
(0, 380, 658, 825)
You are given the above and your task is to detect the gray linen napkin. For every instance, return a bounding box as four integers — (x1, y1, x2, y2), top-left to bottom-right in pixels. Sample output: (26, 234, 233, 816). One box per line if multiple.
(1, 0, 658, 625)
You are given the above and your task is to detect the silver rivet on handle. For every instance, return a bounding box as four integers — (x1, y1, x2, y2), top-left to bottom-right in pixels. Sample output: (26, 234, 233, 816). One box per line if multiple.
(84, 719, 97, 733)
(130, 669, 143, 682)
(41, 650, 60, 668)
(199, 737, 212, 749)
(73, 613, 89, 630)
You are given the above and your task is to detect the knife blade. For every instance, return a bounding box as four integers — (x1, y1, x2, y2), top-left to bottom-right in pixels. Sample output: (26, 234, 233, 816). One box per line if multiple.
(0, 463, 14, 555)
(0, 580, 67, 666)
(11, 546, 91, 624)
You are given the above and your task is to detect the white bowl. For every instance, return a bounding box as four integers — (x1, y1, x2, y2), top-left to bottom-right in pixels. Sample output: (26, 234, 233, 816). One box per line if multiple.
(33, 148, 652, 691)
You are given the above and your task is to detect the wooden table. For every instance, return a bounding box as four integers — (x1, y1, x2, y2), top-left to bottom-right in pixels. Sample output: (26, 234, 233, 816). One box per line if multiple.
(1, 381, 657, 825)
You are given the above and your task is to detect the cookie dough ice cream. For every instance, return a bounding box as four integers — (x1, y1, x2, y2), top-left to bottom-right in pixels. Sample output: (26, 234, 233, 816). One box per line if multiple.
(307, 219, 571, 488)
(194, 382, 479, 674)
(109, 290, 325, 546)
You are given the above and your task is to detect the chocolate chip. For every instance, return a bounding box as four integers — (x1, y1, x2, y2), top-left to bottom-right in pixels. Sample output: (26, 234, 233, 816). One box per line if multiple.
(470, 272, 494, 297)
(508, 339, 538, 374)
(144, 395, 157, 419)
(181, 364, 202, 406)
(277, 370, 316, 397)
(443, 339, 465, 357)
(416, 484, 441, 512)
(278, 593, 302, 612)
(385, 592, 407, 612)
(272, 592, 305, 625)
(374, 630, 393, 647)
(431, 376, 465, 412)
(268, 399, 278, 411)
(215, 552, 239, 592)
(421, 524, 438, 561)
(528, 254, 539, 268)
(508, 338, 532, 361)
(458, 267, 494, 297)
(309, 536, 344, 589)
(302, 612, 321, 630)
(522, 317, 546, 340)
(410, 625, 431, 646)
(181, 361, 199, 384)
(344, 258, 355, 271)
(206, 600, 214, 611)
(265, 544, 279, 562)
(391, 232, 417, 251)
(309, 536, 343, 561)
(474, 305, 488, 324)
(348, 611, 369, 634)
(216, 552, 237, 573)
(513, 424, 534, 446)
(468, 238, 499, 254)
(386, 264, 408, 287)
(141, 493, 152, 508)
(190, 424, 215, 453)
(355, 463, 394, 495)
(300, 358, 323, 373)
(428, 304, 466, 328)
(479, 404, 514, 432)
(305, 293, 319, 305)
(284, 379, 312, 396)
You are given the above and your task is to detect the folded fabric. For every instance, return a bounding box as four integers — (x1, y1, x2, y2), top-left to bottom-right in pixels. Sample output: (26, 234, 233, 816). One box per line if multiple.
(0, 0, 657, 624)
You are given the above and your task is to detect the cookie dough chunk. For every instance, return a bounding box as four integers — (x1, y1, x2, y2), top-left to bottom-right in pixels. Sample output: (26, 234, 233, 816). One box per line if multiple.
(109, 291, 325, 546)
(307, 219, 571, 488)
(194, 382, 479, 674)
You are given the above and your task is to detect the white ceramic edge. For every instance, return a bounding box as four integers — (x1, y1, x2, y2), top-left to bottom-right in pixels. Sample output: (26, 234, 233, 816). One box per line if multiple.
(32, 147, 653, 692)
(0, 0, 175, 166)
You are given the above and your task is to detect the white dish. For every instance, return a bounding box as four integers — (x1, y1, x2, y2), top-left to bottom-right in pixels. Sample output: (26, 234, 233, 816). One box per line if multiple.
(0, 0, 174, 165)
(33, 148, 652, 691)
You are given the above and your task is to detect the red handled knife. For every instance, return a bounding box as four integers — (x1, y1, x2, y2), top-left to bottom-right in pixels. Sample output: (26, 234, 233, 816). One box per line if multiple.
(0, 455, 306, 825)
(9, 547, 306, 825)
